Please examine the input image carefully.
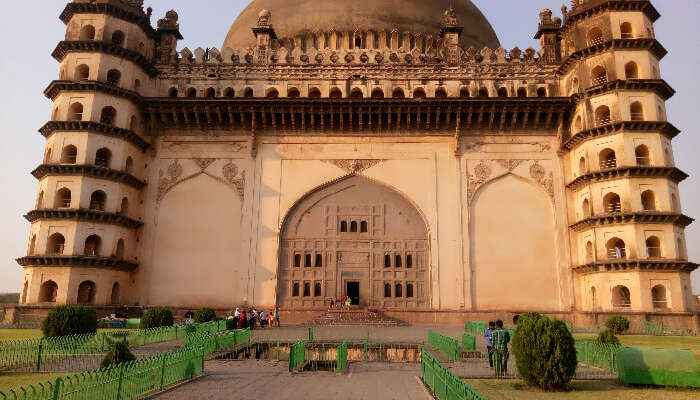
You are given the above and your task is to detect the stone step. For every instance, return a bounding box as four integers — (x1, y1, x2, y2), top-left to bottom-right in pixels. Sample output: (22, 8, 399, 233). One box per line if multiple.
(305, 309, 408, 327)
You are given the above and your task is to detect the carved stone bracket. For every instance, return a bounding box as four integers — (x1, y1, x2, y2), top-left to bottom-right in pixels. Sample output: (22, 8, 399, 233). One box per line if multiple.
(324, 159, 385, 174)
(192, 158, 216, 171)
(157, 159, 183, 203)
(223, 161, 246, 201)
(466, 159, 554, 204)
(530, 161, 555, 200)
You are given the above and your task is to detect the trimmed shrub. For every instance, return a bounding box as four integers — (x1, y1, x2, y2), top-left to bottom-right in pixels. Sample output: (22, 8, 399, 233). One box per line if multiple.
(41, 305, 97, 337)
(512, 312, 577, 391)
(605, 316, 630, 335)
(100, 342, 136, 369)
(193, 307, 217, 323)
(596, 329, 621, 345)
(140, 308, 174, 329)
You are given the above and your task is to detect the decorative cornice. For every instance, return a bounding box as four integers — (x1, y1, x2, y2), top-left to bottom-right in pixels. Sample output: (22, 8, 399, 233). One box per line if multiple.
(52, 41, 159, 77)
(567, 166, 688, 190)
(562, 121, 680, 151)
(564, 1, 661, 26)
(581, 79, 675, 101)
(323, 159, 385, 174)
(570, 212, 693, 232)
(16, 256, 138, 271)
(559, 39, 667, 75)
(59, 2, 156, 39)
(38, 121, 150, 152)
(24, 209, 143, 229)
(31, 164, 146, 190)
(572, 259, 697, 274)
(44, 80, 142, 104)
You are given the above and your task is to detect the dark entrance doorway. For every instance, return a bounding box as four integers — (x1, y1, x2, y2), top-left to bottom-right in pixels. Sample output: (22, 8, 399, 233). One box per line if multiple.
(346, 281, 360, 305)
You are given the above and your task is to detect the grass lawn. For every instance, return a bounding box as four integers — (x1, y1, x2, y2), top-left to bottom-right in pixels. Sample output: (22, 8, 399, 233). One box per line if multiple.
(0, 328, 135, 342)
(466, 379, 700, 400)
(0, 373, 65, 393)
(574, 334, 700, 364)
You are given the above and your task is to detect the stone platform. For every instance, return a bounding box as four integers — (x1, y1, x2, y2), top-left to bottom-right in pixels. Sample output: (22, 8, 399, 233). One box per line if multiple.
(305, 309, 408, 326)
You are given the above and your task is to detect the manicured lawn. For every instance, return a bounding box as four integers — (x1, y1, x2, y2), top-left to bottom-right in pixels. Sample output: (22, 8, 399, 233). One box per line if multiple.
(0, 373, 65, 393)
(574, 334, 700, 364)
(0, 329, 135, 341)
(465, 379, 699, 399)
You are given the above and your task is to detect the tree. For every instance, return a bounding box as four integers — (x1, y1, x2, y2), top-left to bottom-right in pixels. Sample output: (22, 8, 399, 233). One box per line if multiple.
(140, 308, 174, 329)
(193, 307, 217, 323)
(41, 305, 97, 337)
(596, 329, 621, 345)
(605, 316, 630, 335)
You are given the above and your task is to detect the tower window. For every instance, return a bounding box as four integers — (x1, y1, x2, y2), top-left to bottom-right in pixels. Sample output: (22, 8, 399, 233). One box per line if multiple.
(606, 238, 626, 259)
(406, 283, 414, 298)
(413, 88, 426, 99)
(106, 69, 121, 86)
(68, 103, 84, 121)
(625, 62, 639, 79)
(89, 190, 106, 211)
(168, 87, 179, 98)
(79, 25, 96, 41)
(371, 88, 385, 99)
(303, 282, 311, 297)
(315, 254, 323, 267)
(384, 254, 391, 268)
(497, 87, 508, 98)
(641, 190, 657, 211)
(587, 27, 604, 46)
(61, 145, 78, 164)
(304, 254, 312, 268)
(599, 148, 617, 170)
(360, 221, 368, 233)
(314, 282, 322, 297)
(294, 253, 301, 268)
(205, 88, 216, 98)
(288, 88, 301, 98)
(384, 283, 391, 298)
(95, 148, 112, 168)
(308, 88, 321, 98)
(651, 285, 668, 309)
(340, 220, 348, 232)
(646, 236, 661, 258)
(406, 254, 413, 268)
(395, 283, 403, 298)
(329, 88, 342, 98)
(536, 87, 547, 97)
(603, 192, 622, 214)
(620, 22, 634, 39)
(612, 285, 631, 308)
(100, 107, 117, 125)
(395, 255, 402, 268)
(75, 64, 90, 80)
(350, 221, 358, 232)
(84, 235, 101, 257)
(224, 88, 235, 98)
(111, 31, 125, 47)
(594, 106, 612, 126)
(292, 282, 299, 296)
(39, 281, 58, 302)
(591, 66, 608, 86)
(47, 233, 65, 255)
(435, 88, 448, 98)
(187, 88, 197, 98)
(630, 102, 644, 121)
(55, 188, 72, 208)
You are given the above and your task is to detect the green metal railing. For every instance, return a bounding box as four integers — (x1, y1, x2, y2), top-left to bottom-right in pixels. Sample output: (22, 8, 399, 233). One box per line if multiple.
(184, 328, 250, 355)
(0, 346, 204, 400)
(461, 333, 476, 351)
(336, 340, 348, 373)
(575, 340, 619, 371)
(289, 340, 306, 372)
(428, 330, 459, 361)
(643, 321, 699, 337)
(464, 321, 488, 337)
(421, 348, 485, 400)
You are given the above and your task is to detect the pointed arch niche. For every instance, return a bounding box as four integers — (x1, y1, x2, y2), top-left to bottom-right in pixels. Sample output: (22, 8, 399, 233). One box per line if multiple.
(470, 173, 560, 310)
(150, 173, 243, 308)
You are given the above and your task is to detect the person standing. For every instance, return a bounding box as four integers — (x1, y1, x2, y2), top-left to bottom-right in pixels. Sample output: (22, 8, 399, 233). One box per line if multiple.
(492, 320, 511, 376)
(274, 307, 280, 327)
(485, 321, 496, 368)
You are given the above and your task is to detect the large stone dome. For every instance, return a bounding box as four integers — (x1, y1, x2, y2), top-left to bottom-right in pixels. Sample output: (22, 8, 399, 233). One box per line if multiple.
(223, 0, 500, 50)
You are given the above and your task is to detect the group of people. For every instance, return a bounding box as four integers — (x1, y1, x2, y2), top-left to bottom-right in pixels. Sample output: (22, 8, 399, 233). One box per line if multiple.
(328, 296, 352, 310)
(227, 307, 280, 329)
(484, 316, 518, 376)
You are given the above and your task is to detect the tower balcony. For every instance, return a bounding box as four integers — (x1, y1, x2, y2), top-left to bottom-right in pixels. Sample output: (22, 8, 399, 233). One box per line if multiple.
(32, 164, 146, 190)
(25, 209, 143, 230)
(16, 255, 138, 271)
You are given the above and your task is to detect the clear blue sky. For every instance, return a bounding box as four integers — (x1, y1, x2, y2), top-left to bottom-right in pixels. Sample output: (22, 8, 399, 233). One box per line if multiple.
(0, 1, 698, 294)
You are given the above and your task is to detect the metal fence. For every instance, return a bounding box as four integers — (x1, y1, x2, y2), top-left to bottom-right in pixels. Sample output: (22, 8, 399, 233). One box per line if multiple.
(462, 333, 476, 351)
(643, 321, 699, 337)
(336, 340, 348, 372)
(465, 321, 487, 337)
(289, 340, 306, 372)
(574, 340, 619, 371)
(0, 346, 204, 400)
(421, 348, 485, 400)
(428, 330, 459, 361)
(184, 328, 251, 355)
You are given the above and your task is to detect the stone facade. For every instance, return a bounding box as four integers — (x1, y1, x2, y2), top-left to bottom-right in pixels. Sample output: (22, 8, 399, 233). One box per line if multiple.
(13, 0, 698, 324)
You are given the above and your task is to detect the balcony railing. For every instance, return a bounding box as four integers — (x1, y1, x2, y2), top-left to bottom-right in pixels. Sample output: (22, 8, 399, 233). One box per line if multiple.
(599, 159, 617, 170)
(646, 247, 662, 258)
(607, 247, 627, 259)
(605, 203, 622, 213)
(592, 75, 608, 86)
(94, 158, 109, 168)
(595, 116, 613, 127)
(652, 300, 669, 309)
(89, 202, 105, 211)
(50, 245, 65, 255)
(68, 113, 83, 121)
(621, 33, 634, 39)
(58, 199, 71, 208)
(630, 112, 644, 121)
(588, 37, 605, 46)
(61, 156, 77, 164)
(636, 157, 651, 166)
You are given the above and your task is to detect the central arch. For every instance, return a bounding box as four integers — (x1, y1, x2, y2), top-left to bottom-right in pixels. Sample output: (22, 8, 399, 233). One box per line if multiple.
(278, 175, 430, 310)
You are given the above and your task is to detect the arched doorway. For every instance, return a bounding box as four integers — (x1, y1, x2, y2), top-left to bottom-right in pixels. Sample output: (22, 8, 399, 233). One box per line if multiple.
(278, 175, 430, 310)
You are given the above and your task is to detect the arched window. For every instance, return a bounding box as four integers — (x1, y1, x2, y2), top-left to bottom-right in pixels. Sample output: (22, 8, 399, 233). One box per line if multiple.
(61, 145, 77, 164)
(371, 88, 385, 99)
(360, 221, 368, 233)
(89, 190, 106, 211)
(620, 22, 634, 39)
(603, 192, 622, 213)
(243, 88, 254, 98)
(651, 285, 667, 309)
(517, 88, 527, 98)
(186, 88, 197, 98)
(395, 283, 403, 298)
(384, 283, 391, 298)
(106, 69, 121, 86)
(340, 221, 348, 232)
(288, 88, 301, 98)
(329, 88, 342, 98)
(95, 148, 112, 168)
(579, 156, 587, 175)
(224, 88, 236, 98)
(308, 88, 321, 98)
(304, 253, 312, 268)
(458, 87, 469, 98)
(110, 282, 120, 305)
(585, 241, 594, 263)
(587, 27, 604, 46)
(77, 281, 96, 304)
(266, 88, 279, 98)
(115, 239, 125, 259)
(75, 64, 90, 80)
(582, 198, 592, 218)
(120, 197, 129, 216)
(100, 106, 117, 125)
(624, 61, 639, 80)
(384, 254, 391, 268)
(292, 282, 300, 296)
(612, 285, 631, 308)
(124, 156, 134, 174)
(571, 78, 579, 94)
(591, 286, 597, 309)
(406, 283, 414, 298)
(393, 88, 406, 98)
(478, 88, 489, 97)
(354, 36, 362, 48)
(591, 66, 608, 86)
(84, 235, 101, 256)
(110, 29, 126, 46)
(129, 116, 138, 131)
(28, 235, 37, 255)
(350, 88, 364, 98)
(599, 148, 617, 170)
(630, 102, 644, 121)
(537, 87, 547, 97)
(314, 282, 322, 297)
(315, 254, 323, 267)
(606, 238, 626, 259)
(205, 88, 216, 98)
(47, 233, 65, 254)
(134, 79, 140, 90)
(435, 88, 448, 98)
(55, 188, 71, 208)
(303, 282, 311, 297)
(413, 88, 426, 99)
(68, 102, 84, 121)
(168, 87, 178, 98)
(395, 255, 402, 268)
(39, 281, 58, 302)
(635, 145, 650, 166)
(641, 190, 656, 211)
(294, 253, 301, 268)
(36, 191, 44, 209)
(406, 254, 413, 268)
(79, 25, 95, 41)
(350, 221, 358, 232)
(646, 236, 661, 258)
(497, 87, 508, 97)
(574, 116, 583, 133)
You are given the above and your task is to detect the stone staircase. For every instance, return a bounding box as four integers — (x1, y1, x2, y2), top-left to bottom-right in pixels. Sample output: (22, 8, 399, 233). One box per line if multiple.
(306, 309, 408, 326)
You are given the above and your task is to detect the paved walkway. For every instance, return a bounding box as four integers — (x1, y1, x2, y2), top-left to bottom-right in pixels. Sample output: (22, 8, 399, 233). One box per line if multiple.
(155, 360, 431, 400)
